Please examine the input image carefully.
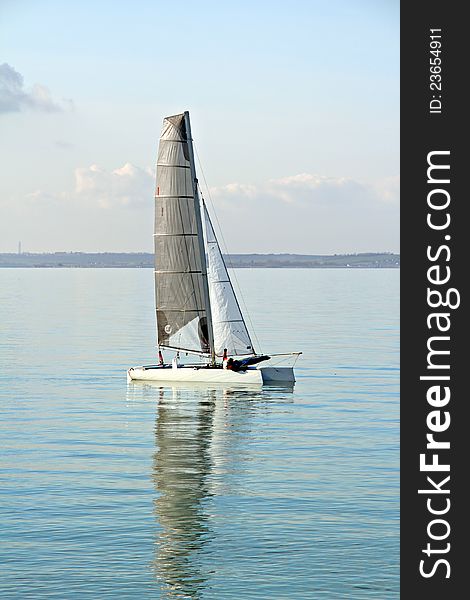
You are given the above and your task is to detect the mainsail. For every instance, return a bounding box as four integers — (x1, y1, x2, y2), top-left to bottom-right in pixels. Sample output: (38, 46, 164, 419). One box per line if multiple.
(203, 202, 254, 357)
(154, 112, 213, 355)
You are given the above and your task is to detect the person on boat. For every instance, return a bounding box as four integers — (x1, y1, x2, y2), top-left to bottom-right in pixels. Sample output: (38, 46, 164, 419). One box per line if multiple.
(225, 358, 237, 371)
(172, 353, 180, 369)
(226, 355, 271, 372)
(222, 348, 228, 369)
(158, 350, 164, 366)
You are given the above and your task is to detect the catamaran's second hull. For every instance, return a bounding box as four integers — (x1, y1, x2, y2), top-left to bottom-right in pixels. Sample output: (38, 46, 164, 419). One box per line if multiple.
(127, 365, 295, 385)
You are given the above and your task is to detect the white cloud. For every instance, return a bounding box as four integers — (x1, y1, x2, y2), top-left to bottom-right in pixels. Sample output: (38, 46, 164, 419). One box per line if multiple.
(4, 167, 398, 253)
(209, 173, 399, 208)
(371, 175, 400, 204)
(0, 63, 68, 114)
(5, 162, 155, 212)
(74, 162, 154, 208)
(1, 162, 156, 252)
(269, 173, 367, 205)
(24, 189, 62, 204)
(205, 173, 399, 253)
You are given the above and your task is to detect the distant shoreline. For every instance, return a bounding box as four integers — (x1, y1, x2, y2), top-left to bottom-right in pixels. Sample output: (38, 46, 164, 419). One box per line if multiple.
(0, 252, 400, 268)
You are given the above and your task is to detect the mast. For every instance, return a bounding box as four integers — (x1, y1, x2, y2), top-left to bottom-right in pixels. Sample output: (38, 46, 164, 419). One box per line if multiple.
(183, 111, 215, 362)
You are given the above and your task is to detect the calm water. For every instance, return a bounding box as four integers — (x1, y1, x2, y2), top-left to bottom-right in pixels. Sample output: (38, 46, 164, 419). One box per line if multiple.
(0, 268, 399, 599)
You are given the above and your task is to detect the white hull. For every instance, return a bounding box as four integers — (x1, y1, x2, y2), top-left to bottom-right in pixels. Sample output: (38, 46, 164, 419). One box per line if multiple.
(127, 365, 294, 385)
(260, 366, 295, 383)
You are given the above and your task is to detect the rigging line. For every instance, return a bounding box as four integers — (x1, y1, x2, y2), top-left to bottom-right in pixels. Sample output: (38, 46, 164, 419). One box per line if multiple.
(193, 143, 262, 354)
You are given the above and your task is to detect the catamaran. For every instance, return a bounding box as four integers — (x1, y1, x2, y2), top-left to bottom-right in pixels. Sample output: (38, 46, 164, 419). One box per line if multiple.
(127, 111, 300, 385)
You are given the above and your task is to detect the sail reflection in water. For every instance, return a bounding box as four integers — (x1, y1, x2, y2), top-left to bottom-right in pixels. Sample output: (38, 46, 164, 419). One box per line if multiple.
(153, 386, 214, 598)
(128, 382, 293, 598)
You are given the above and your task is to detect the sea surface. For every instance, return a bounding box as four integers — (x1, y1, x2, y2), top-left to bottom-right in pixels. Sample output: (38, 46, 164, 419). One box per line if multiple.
(0, 268, 399, 599)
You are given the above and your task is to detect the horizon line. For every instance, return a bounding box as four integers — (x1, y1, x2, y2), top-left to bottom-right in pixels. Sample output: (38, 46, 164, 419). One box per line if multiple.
(1, 250, 400, 256)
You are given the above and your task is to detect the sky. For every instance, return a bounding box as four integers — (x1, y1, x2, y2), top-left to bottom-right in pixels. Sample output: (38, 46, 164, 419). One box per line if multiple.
(0, 0, 399, 254)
